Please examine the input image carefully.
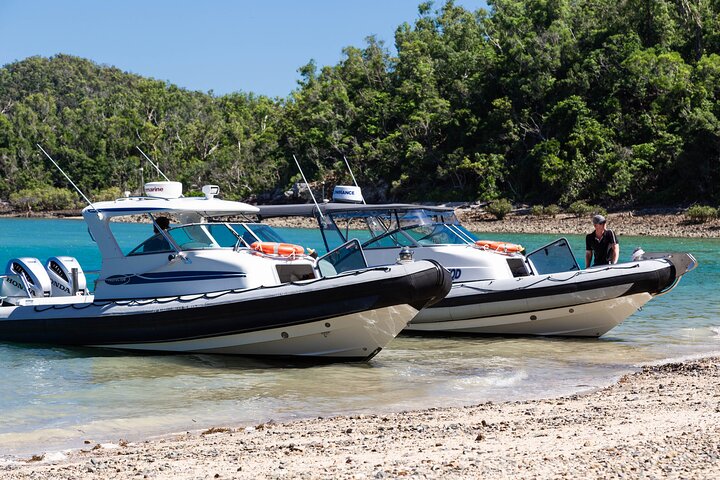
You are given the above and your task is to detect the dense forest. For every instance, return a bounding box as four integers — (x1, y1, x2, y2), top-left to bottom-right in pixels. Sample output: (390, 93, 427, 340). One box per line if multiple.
(1, 0, 720, 209)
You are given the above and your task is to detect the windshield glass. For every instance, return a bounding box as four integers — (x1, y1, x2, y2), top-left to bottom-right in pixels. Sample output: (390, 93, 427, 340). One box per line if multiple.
(396, 209, 458, 227)
(229, 223, 287, 246)
(526, 238, 580, 274)
(204, 223, 240, 248)
(317, 239, 368, 276)
(166, 224, 219, 250)
(448, 224, 479, 243)
(400, 223, 477, 246)
(328, 208, 468, 249)
(129, 222, 242, 255)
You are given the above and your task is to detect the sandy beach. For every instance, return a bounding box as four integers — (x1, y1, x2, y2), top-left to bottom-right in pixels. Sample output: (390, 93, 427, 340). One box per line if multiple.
(2, 356, 718, 479)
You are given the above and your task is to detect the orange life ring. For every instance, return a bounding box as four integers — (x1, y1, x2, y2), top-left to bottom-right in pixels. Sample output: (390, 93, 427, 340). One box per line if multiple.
(250, 241, 305, 256)
(475, 239, 523, 253)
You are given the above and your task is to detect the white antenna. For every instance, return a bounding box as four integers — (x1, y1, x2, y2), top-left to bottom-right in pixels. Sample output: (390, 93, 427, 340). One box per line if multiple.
(136, 146, 171, 181)
(37, 144, 100, 215)
(293, 154, 325, 220)
(342, 155, 366, 204)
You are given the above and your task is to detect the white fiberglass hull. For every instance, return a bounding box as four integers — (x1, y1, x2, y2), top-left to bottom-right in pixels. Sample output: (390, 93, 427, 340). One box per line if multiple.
(408, 258, 683, 337)
(103, 304, 417, 358)
(408, 292, 652, 337)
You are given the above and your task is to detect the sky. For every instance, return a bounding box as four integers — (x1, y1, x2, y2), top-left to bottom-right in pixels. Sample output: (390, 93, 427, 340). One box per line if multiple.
(1, 0, 487, 98)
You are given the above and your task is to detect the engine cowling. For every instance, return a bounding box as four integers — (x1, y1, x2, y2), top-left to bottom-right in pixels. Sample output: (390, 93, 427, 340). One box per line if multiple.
(46, 256, 88, 296)
(5, 257, 51, 298)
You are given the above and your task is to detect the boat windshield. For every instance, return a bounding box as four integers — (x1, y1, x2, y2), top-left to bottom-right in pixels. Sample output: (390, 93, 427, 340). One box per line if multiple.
(526, 238, 580, 274)
(229, 223, 287, 244)
(129, 223, 238, 254)
(327, 208, 476, 249)
(128, 222, 291, 255)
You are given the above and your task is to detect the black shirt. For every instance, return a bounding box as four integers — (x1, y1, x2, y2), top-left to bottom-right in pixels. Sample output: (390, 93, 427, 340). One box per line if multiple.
(585, 229, 618, 266)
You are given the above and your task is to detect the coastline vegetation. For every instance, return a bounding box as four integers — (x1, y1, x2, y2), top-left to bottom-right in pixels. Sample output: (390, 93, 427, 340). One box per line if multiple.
(1, 0, 719, 211)
(485, 198, 513, 220)
(686, 204, 719, 223)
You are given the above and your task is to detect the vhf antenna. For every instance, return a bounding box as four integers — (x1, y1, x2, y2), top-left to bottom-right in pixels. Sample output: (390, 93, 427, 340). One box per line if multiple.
(136, 146, 171, 181)
(293, 154, 325, 221)
(37, 144, 100, 216)
(342, 155, 366, 204)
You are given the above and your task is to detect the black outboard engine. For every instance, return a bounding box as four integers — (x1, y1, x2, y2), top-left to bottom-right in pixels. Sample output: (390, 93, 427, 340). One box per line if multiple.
(45, 256, 88, 296)
(5, 257, 52, 298)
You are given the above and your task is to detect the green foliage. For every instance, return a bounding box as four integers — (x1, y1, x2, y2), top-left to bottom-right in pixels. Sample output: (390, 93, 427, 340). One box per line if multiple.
(3, 0, 720, 208)
(685, 205, 718, 223)
(567, 200, 606, 217)
(486, 198, 513, 220)
(530, 204, 561, 217)
(93, 186, 123, 201)
(545, 204, 561, 217)
(530, 205, 544, 216)
(9, 186, 76, 211)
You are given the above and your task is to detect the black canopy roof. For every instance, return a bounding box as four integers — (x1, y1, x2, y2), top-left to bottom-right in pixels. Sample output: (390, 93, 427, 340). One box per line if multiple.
(255, 202, 456, 219)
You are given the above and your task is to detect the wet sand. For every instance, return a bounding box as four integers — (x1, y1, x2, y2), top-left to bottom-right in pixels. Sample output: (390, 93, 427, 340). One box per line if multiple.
(3, 357, 718, 479)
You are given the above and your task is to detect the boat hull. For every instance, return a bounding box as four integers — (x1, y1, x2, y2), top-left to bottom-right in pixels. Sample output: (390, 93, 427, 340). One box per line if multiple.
(0, 261, 451, 360)
(408, 259, 678, 337)
(102, 305, 418, 358)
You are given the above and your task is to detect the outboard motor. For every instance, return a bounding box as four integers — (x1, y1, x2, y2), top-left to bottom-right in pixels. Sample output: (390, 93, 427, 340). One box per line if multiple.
(5, 257, 52, 298)
(46, 256, 88, 296)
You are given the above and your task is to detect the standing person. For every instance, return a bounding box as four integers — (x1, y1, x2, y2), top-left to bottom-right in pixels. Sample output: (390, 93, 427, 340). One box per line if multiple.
(585, 214, 619, 268)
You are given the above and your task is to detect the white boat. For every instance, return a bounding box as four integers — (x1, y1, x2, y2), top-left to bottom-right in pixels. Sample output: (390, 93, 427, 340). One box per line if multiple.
(256, 186, 697, 337)
(0, 182, 451, 360)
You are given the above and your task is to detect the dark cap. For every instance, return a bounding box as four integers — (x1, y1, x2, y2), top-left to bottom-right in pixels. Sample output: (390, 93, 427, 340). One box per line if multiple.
(592, 214, 606, 225)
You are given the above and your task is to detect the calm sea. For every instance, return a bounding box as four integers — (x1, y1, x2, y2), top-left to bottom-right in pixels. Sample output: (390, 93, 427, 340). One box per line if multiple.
(0, 218, 718, 457)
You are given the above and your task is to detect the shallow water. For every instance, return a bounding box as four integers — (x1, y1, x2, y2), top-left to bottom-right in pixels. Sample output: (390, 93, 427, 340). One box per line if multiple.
(0, 218, 718, 456)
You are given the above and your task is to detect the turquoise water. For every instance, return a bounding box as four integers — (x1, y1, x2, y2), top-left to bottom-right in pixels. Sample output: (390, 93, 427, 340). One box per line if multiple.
(0, 218, 718, 457)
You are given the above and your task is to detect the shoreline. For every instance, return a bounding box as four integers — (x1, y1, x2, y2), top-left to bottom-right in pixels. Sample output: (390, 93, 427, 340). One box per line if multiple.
(3, 207, 719, 238)
(454, 207, 720, 239)
(3, 355, 719, 479)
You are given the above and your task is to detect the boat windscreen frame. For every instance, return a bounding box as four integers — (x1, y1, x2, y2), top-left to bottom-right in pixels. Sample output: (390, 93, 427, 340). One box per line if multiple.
(128, 218, 249, 255)
(126, 213, 181, 256)
(446, 224, 479, 244)
(226, 222, 289, 250)
(321, 208, 478, 251)
(525, 237, 580, 275)
(320, 208, 413, 251)
(316, 239, 369, 276)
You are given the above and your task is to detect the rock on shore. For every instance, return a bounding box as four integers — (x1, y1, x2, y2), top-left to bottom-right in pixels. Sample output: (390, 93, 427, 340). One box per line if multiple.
(456, 207, 720, 238)
(3, 357, 719, 479)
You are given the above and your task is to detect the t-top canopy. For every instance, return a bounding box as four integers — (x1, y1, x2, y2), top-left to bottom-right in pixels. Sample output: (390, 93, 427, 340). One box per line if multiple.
(256, 202, 455, 219)
(83, 195, 259, 219)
